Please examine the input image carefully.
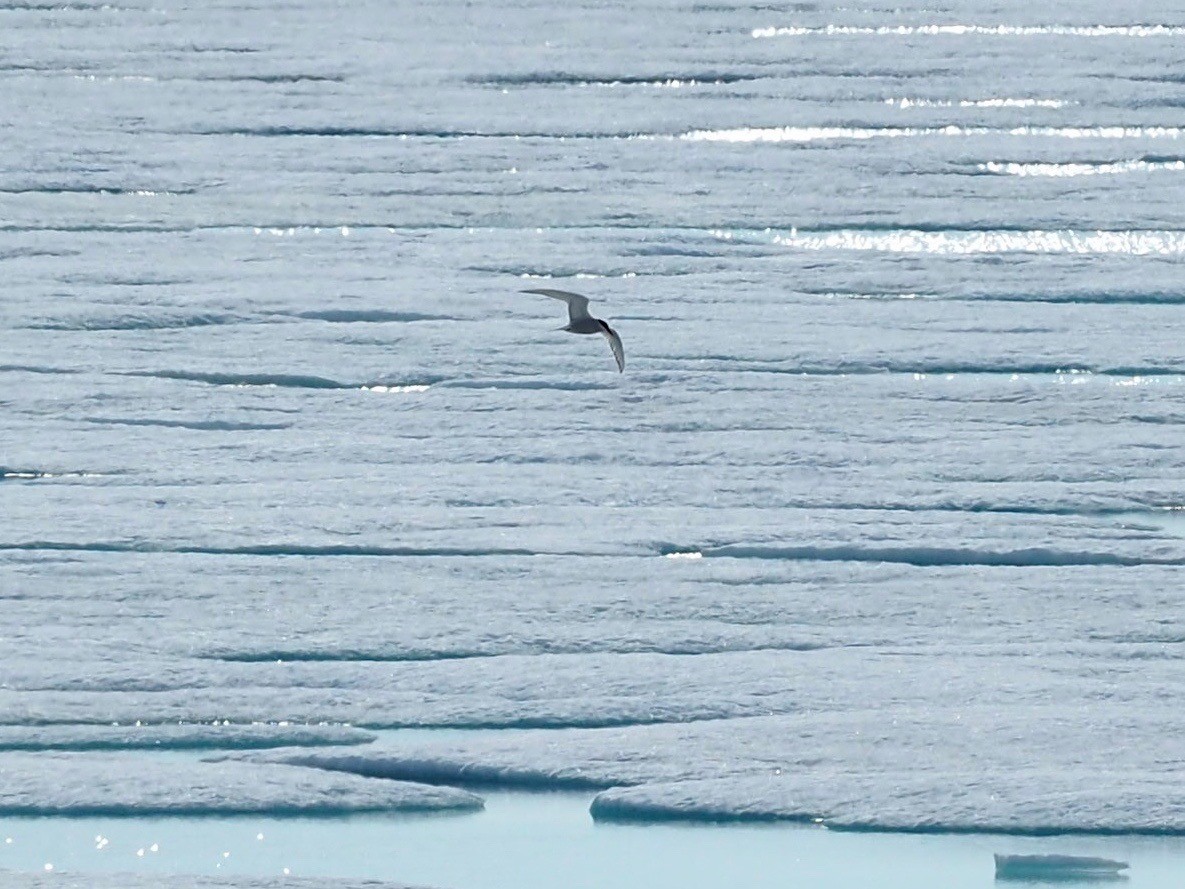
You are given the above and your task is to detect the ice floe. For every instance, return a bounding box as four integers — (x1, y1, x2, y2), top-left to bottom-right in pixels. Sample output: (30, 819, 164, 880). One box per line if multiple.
(0, 723, 375, 753)
(239, 704, 1185, 833)
(0, 753, 481, 816)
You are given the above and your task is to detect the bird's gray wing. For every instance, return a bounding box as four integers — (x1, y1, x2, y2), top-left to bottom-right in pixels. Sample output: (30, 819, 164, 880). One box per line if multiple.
(599, 322, 625, 373)
(522, 288, 593, 324)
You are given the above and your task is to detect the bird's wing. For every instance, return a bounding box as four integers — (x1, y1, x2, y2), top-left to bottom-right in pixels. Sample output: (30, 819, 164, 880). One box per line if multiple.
(521, 288, 593, 324)
(599, 322, 625, 372)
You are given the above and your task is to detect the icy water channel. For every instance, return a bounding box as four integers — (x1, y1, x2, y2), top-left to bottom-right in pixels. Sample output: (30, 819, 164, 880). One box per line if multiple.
(5, 791, 1185, 889)
(2, 736, 1184, 889)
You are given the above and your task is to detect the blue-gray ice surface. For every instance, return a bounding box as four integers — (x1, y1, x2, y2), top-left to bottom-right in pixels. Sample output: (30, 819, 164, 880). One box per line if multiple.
(0, 753, 481, 816)
(0, 725, 374, 752)
(2, 0, 1185, 847)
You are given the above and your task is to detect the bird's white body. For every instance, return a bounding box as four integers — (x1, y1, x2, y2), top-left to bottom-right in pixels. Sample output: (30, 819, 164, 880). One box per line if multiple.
(523, 288, 625, 372)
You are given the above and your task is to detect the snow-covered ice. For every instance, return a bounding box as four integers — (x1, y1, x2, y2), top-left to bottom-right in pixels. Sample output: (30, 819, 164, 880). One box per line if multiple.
(239, 704, 1185, 832)
(0, 753, 481, 816)
(2, 0, 1185, 881)
(0, 724, 374, 752)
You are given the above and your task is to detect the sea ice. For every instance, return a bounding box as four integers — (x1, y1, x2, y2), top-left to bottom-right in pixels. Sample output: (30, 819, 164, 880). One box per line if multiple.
(994, 853, 1129, 880)
(0, 724, 375, 752)
(2, 0, 1185, 862)
(244, 703, 1185, 833)
(0, 753, 481, 816)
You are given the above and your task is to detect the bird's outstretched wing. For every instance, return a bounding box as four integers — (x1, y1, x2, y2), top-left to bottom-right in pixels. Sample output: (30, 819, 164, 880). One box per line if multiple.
(522, 288, 593, 324)
(599, 321, 625, 372)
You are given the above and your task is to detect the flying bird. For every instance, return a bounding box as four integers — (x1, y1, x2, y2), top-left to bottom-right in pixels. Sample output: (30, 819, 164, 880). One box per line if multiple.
(522, 288, 625, 372)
